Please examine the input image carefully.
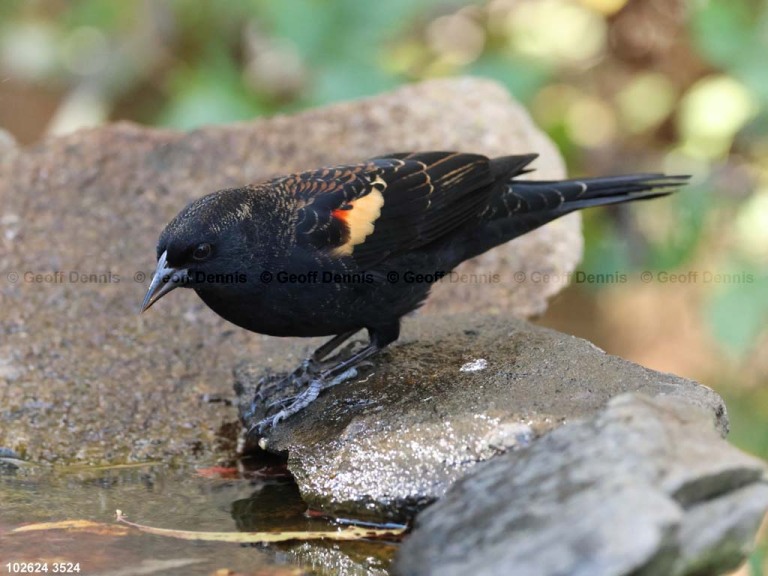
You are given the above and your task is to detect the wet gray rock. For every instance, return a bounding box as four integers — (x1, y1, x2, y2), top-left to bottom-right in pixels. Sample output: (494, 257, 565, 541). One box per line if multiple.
(283, 543, 392, 576)
(238, 314, 727, 521)
(394, 393, 768, 576)
(0, 78, 578, 465)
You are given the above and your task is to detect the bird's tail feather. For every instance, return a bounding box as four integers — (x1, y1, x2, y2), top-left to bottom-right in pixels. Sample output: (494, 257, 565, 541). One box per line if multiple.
(458, 173, 689, 262)
(500, 173, 689, 216)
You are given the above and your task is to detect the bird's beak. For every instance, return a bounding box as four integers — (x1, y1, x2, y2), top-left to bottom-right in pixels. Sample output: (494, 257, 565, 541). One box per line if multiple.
(141, 250, 188, 313)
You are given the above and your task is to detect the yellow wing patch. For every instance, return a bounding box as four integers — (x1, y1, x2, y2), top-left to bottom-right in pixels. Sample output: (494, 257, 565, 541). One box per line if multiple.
(331, 176, 386, 256)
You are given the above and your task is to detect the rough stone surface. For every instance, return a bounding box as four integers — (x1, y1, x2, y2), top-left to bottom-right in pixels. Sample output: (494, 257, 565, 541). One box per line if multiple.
(0, 78, 578, 465)
(284, 543, 392, 576)
(0, 128, 16, 152)
(238, 315, 727, 521)
(394, 394, 768, 576)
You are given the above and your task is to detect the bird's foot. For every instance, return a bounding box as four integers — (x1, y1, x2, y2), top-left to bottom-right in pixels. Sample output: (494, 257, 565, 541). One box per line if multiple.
(248, 347, 358, 414)
(258, 353, 344, 391)
(249, 367, 359, 435)
(251, 358, 319, 406)
(265, 367, 360, 409)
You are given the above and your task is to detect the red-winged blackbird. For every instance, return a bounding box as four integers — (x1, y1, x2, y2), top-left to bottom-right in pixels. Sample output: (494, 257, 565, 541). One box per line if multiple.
(142, 151, 687, 433)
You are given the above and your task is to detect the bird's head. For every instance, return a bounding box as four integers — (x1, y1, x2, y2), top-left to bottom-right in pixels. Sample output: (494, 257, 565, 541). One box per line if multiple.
(141, 188, 257, 312)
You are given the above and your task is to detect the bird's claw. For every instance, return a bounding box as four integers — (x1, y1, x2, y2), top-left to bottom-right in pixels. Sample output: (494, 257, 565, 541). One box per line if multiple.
(249, 412, 286, 435)
(247, 378, 322, 436)
(247, 368, 362, 436)
(265, 367, 359, 409)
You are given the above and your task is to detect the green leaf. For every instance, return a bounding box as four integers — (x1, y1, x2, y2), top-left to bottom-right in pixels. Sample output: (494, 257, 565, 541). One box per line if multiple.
(158, 50, 263, 130)
(691, 1, 757, 68)
(468, 55, 552, 104)
(62, 0, 136, 31)
(312, 62, 398, 105)
(579, 215, 631, 290)
(647, 183, 711, 270)
(691, 1, 768, 103)
(706, 269, 768, 358)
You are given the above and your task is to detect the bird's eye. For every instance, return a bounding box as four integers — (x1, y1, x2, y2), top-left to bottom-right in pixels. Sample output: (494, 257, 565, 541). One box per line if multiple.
(192, 243, 212, 261)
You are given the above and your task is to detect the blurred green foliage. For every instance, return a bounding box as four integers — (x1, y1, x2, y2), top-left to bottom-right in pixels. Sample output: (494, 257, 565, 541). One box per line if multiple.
(692, 0, 768, 102)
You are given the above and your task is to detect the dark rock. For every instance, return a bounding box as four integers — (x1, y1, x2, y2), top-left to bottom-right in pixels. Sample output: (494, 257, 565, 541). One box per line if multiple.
(0, 447, 25, 473)
(0, 78, 578, 465)
(237, 315, 727, 521)
(394, 394, 768, 576)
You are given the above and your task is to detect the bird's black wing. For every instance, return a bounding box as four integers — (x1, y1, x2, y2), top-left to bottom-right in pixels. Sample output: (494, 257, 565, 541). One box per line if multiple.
(287, 152, 536, 269)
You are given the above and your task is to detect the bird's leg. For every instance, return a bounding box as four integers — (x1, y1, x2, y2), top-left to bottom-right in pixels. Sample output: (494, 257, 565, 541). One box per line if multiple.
(303, 329, 360, 376)
(266, 366, 361, 409)
(266, 348, 378, 410)
(249, 330, 358, 414)
(250, 341, 383, 435)
(315, 341, 381, 381)
(254, 330, 358, 397)
(286, 329, 360, 384)
(249, 325, 400, 434)
(313, 330, 360, 361)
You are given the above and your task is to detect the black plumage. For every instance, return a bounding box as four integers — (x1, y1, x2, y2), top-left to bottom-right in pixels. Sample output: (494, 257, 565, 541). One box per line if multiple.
(142, 151, 688, 432)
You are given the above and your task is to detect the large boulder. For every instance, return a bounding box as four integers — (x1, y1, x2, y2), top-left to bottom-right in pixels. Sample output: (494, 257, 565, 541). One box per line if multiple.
(238, 314, 728, 521)
(0, 77, 577, 465)
(394, 393, 768, 576)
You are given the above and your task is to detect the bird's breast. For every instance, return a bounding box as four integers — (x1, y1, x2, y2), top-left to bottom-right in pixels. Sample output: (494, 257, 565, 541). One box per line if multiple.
(194, 276, 376, 337)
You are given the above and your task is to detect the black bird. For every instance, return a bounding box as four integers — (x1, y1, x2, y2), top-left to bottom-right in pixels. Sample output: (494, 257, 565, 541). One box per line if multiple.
(142, 151, 687, 432)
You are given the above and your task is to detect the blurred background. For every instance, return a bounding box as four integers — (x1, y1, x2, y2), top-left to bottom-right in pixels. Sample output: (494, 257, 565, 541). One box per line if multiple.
(0, 0, 766, 570)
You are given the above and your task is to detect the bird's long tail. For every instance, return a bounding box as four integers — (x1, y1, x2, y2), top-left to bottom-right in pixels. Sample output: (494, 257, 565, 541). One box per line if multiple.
(462, 172, 689, 261)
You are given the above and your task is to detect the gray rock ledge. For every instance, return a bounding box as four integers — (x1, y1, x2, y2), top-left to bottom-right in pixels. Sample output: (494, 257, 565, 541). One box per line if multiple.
(394, 393, 768, 576)
(237, 314, 728, 521)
